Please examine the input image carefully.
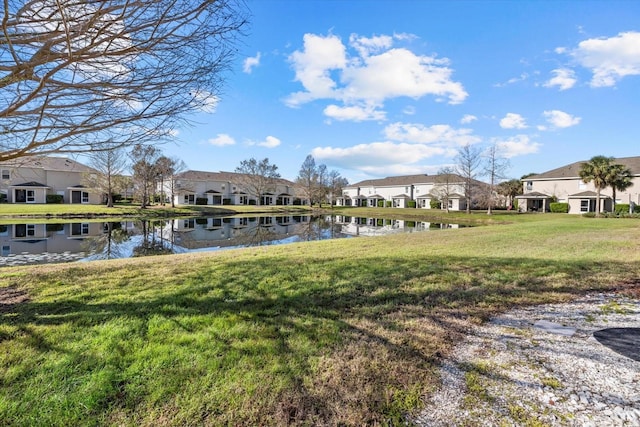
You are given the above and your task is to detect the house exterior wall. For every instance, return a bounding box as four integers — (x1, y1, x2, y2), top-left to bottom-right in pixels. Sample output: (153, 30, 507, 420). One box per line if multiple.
(0, 158, 101, 204)
(522, 176, 640, 213)
(167, 175, 297, 206)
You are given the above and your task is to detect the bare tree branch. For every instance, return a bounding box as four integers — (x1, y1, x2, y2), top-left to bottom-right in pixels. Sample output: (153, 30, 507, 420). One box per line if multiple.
(1, 0, 248, 162)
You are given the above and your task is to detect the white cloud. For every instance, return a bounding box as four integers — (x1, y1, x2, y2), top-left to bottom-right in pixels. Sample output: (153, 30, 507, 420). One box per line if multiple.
(243, 52, 261, 74)
(208, 133, 235, 147)
(383, 122, 480, 147)
(460, 114, 477, 124)
(312, 141, 446, 169)
(495, 73, 529, 87)
(253, 136, 281, 148)
(190, 90, 219, 113)
(285, 32, 468, 118)
(494, 135, 541, 158)
(571, 31, 640, 87)
(499, 113, 528, 129)
(542, 110, 581, 128)
(544, 68, 577, 90)
(402, 105, 416, 115)
(349, 33, 394, 57)
(324, 103, 386, 122)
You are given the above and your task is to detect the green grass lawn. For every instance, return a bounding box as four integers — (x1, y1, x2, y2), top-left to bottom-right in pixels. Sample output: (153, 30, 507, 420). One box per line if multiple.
(1, 213, 639, 425)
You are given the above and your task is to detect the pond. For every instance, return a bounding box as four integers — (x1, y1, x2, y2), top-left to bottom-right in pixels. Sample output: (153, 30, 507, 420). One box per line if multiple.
(0, 215, 465, 267)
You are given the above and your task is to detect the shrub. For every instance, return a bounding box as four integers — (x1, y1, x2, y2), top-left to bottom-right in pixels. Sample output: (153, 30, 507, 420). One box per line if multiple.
(195, 197, 208, 205)
(377, 200, 384, 207)
(0, 193, 6, 203)
(196, 218, 208, 225)
(549, 202, 569, 213)
(248, 199, 256, 205)
(430, 199, 441, 209)
(385, 200, 392, 207)
(615, 203, 630, 214)
(223, 198, 232, 205)
(407, 200, 416, 208)
(46, 194, 64, 204)
(46, 223, 64, 232)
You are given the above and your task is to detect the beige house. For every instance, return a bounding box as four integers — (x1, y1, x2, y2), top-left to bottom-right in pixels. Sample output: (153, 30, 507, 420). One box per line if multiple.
(337, 173, 489, 211)
(516, 156, 640, 214)
(164, 170, 300, 206)
(0, 157, 101, 204)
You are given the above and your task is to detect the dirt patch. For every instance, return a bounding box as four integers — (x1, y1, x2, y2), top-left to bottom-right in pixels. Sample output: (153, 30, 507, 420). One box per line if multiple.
(0, 285, 30, 312)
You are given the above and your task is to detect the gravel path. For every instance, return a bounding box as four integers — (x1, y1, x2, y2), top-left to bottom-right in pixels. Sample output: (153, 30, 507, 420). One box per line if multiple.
(415, 292, 640, 426)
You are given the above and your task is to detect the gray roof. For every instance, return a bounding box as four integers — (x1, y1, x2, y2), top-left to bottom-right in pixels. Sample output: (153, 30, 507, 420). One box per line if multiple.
(11, 181, 48, 187)
(569, 191, 611, 198)
(527, 156, 640, 180)
(348, 173, 488, 189)
(176, 170, 295, 187)
(350, 173, 464, 187)
(0, 156, 97, 173)
(516, 191, 552, 198)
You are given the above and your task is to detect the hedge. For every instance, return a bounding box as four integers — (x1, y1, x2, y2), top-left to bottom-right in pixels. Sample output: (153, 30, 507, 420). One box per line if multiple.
(407, 200, 416, 208)
(549, 202, 569, 213)
(195, 197, 208, 205)
(46, 194, 64, 204)
(430, 200, 441, 209)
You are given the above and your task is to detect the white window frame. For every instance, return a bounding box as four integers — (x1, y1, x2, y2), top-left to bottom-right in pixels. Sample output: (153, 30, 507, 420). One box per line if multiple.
(1, 169, 10, 180)
(26, 190, 36, 203)
(580, 199, 590, 212)
(82, 191, 89, 204)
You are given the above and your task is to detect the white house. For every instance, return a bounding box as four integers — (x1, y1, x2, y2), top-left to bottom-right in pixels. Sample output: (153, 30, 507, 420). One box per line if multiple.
(337, 173, 488, 211)
(0, 157, 101, 204)
(163, 170, 301, 206)
(516, 156, 640, 214)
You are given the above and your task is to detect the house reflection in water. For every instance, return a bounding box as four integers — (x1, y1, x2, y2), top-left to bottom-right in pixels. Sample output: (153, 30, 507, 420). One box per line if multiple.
(169, 215, 321, 249)
(0, 222, 107, 266)
(333, 216, 461, 237)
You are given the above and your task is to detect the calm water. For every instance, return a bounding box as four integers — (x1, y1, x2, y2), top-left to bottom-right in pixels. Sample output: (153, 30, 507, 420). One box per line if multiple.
(0, 215, 463, 267)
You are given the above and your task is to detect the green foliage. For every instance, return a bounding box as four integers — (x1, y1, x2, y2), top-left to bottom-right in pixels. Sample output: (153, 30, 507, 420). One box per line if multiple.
(0, 193, 6, 203)
(407, 200, 416, 208)
(385, 200, 392, 207)
(46, 194, 64, 204)
(195, 197, 208, 205)
(195, 218, 208, 225)
(45, 223, 64, 232)
(377, 200, 385, 207)
(615, 203, 630, 214)
(430, 199, 441, 209)
(550, 202, 569, 213)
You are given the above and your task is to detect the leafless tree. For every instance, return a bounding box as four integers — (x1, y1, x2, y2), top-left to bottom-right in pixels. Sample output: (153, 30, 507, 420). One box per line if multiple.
(483, 144, 510, 215)
(155, 155, 186, 207)
(455, 143, 483, 213)
(0, 0, 248, 162)
(84, 147, 128, 207)
(130, 144, 161, 208)
(326, 169, 348, 208)
(234, 158, 281, 206)
(432, 167, 457, 213)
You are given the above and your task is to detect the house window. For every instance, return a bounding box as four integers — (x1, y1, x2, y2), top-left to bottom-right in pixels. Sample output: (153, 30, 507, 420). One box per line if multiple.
(448, 199, 453, 209)
(1, 169, 9, 180)
(82, 192, 89, 203)
(15, 224, 36, 237)
(183, 219, 195, 228)
(239, 196, 247, 204)
(26, 190, 35, 203)
(2, 245, 9, 256)
(526, 181, 533, 191)
(405, 186, 409, 193)
(580, 200, 590, 212)
(579, 182, 586, 190)
(184, 194, 195, 204)
(71, 223, 90, 236)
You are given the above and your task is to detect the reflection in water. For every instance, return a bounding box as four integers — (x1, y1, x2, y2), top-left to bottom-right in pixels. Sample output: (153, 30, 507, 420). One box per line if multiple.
(0, 215, 464, 267)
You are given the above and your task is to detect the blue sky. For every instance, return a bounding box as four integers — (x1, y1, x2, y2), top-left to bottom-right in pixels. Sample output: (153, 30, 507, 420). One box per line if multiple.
(163, 0, 640, 184)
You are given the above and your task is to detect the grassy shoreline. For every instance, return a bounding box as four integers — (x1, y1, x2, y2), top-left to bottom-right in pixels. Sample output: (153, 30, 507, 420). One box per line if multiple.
(1, 212, 639, 425)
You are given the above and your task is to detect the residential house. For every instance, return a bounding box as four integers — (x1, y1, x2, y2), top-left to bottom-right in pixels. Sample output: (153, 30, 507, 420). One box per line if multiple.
(0, 156, 102, 204)
(516, 156, 640, 213)
(164, 170, 300, 206)
(337, 173, 489, 211)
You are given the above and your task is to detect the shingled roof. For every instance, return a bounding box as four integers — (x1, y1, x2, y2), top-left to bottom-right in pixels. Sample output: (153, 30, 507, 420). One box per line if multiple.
(349, 173, 473, 187)
(527, 156, 640, 180)
(0, 156, 97, 173)
(175, 170, 295, 186)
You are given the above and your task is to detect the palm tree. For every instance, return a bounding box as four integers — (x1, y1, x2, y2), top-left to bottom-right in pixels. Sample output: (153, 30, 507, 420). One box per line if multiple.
(579, 155, 614, 216)
(607, 164, 634, 211)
